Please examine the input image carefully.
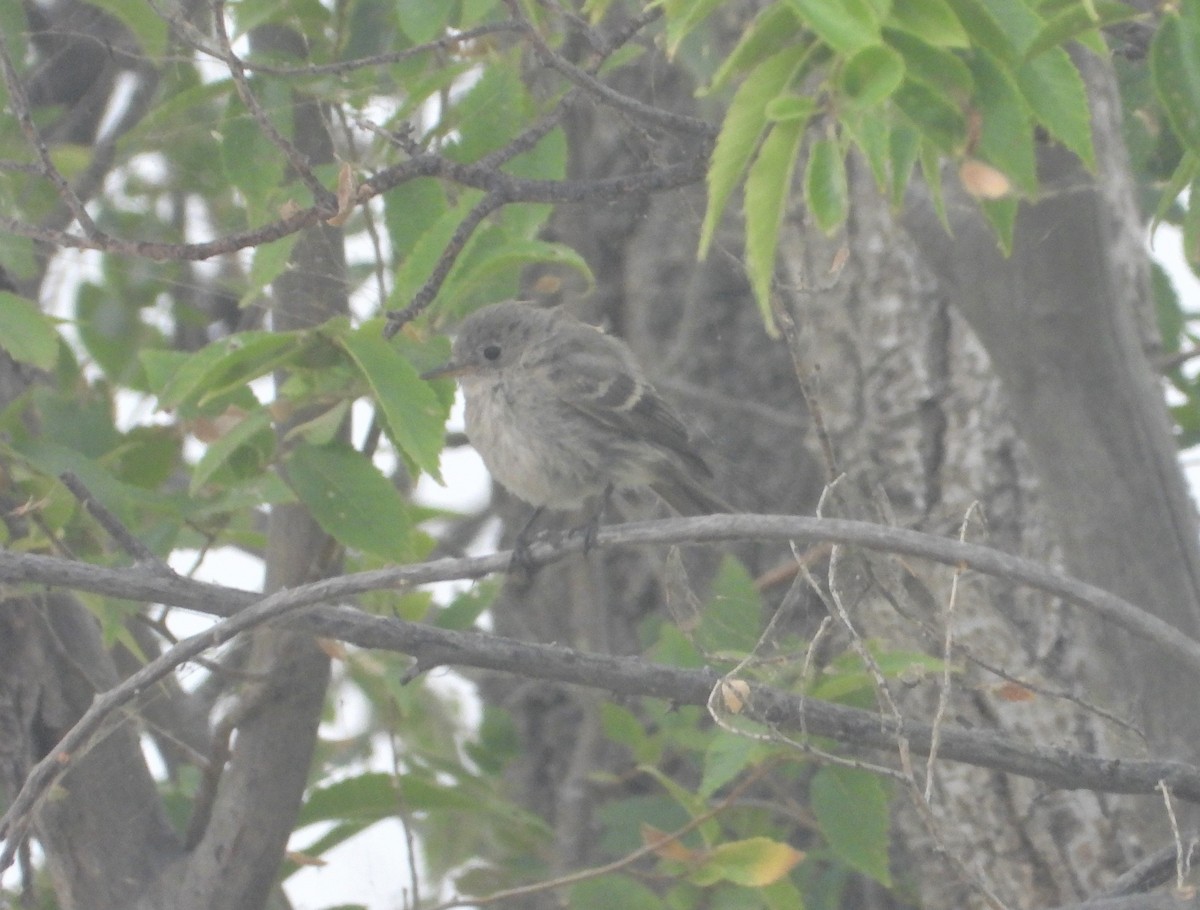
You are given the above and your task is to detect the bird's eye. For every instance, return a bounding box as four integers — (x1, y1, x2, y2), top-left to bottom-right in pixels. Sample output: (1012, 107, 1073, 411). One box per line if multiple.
(482, 344, 502, 361)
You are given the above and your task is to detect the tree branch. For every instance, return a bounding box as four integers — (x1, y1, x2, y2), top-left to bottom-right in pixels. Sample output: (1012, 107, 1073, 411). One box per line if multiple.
(4, 514, 1200, 882)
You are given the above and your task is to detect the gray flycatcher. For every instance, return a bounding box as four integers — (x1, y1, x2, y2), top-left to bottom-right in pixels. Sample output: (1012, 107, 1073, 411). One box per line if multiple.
(421, 300, 730, 549)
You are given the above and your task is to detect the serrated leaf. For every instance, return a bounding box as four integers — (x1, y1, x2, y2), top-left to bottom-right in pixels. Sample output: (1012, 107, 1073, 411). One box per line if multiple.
(692, 837, 805, 887)
(842, 109, 890, 190)
(886, 0, 969, 47)
(0, 291, 59, 369)
(390, 190, 485, 306)
(1024, 1, 1139, 60)
(338, 323, 450, 479)
(787, 0, 880, 53)
(285, 442, 411, 560)
(704, 3, 804, 96)
(893, 80, 966, 152)
(888, 124, 921, 209)
(1152, 8, 1200, 156)
(980, 196, 1018, 252)
(804, 136, 848, 234)
(920, 141, 952, 232)
(968, 51, 1037, 195)
(745, 117, 807, 333)
(700, 44, 811, 259)
(945, 0, 1016, 62)
(811, 765, 892, 885)
(1152, 152, 1200, 237)
(977, 0, 1044, 55)
(887, 30, 974, 98)
(838, 44, 905, 107)
(1016, 47, 1094, 169)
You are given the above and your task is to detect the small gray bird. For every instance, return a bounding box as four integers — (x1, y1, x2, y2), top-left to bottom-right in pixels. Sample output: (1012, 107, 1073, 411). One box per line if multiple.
(422, 301, 730, 548)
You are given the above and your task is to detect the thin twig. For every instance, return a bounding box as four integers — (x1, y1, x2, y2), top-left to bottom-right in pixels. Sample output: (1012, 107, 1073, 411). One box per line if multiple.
(210, 0, 337, 213)
(59, 471, 171, 572)
(0, 38, 101, 238)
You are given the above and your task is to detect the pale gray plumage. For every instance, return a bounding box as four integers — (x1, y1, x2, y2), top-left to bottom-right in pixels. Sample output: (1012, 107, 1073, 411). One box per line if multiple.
(422, 300, 729, 517)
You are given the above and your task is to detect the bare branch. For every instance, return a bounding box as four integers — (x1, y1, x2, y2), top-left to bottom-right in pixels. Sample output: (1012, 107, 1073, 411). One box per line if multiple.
(4, 514, 1200, 883)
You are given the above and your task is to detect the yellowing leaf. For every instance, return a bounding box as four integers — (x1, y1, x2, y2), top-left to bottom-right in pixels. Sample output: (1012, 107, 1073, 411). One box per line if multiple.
(692, 837, 804, 887)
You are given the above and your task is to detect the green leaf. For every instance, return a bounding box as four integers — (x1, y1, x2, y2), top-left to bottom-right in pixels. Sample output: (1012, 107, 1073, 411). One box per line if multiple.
(787, 0, 880, 53)
(887, 30, 974, 99)
(298, 772, 398, 825)
(384, 179, 450, 258)
(1024, 1, 1139, 60)
(804, 136, 848, 234)
(919, 141, 951, 232)
(893, 80, 966, 152)
(766, 94, 816, 122)
(704, 3, 804, 96)
(700, 44, 811, 259)
(976, 0, 1043, 55)
(842, 109, 890, 190)
(1152, 8, 1200, 155)
(744, 116, 808, 333)
(390, 190, 485, 307)
(221, 101, 285, 218)
(968, 51, 1037, 195)
(699, 734, 769, 799)
(148, 332, 303, 411)
(1016, 48, 1094, 169)
(190, 407, 275, 494)
(980, 197, 1018, 253)
(886, 0, 969, 47)
(285, 442, 412, 560)
(240, 235, 302, 310)
(699, 555, 767, 656)
(338, 322, 450, 479)
(888, 124, 921, 209)
(838, 44, 905, 107)
(1152, 152, 1200, 236)
(570, 875, 664, 910)
(396, 0, 450, 42)
(90, 0, 168, 57)
(945, 0, 1016, 62)
(811, 765, 892, 885)
(444, 240, 594, 303)
(0, 291, 59, 370)
(663, 0, 726, 57)
(692, 837, 805, 887)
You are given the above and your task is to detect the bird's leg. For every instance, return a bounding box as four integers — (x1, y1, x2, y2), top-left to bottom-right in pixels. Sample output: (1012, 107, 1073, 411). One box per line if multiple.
(577, 484, 613, 554)
(509, 506, 545, 574)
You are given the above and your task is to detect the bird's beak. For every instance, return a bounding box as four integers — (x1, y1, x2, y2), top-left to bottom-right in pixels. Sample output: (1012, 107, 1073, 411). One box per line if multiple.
(420, 360, 470, 381)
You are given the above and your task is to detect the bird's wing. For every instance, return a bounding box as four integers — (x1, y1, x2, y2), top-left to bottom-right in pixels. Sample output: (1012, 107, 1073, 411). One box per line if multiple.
(544, 328, 713, 478)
